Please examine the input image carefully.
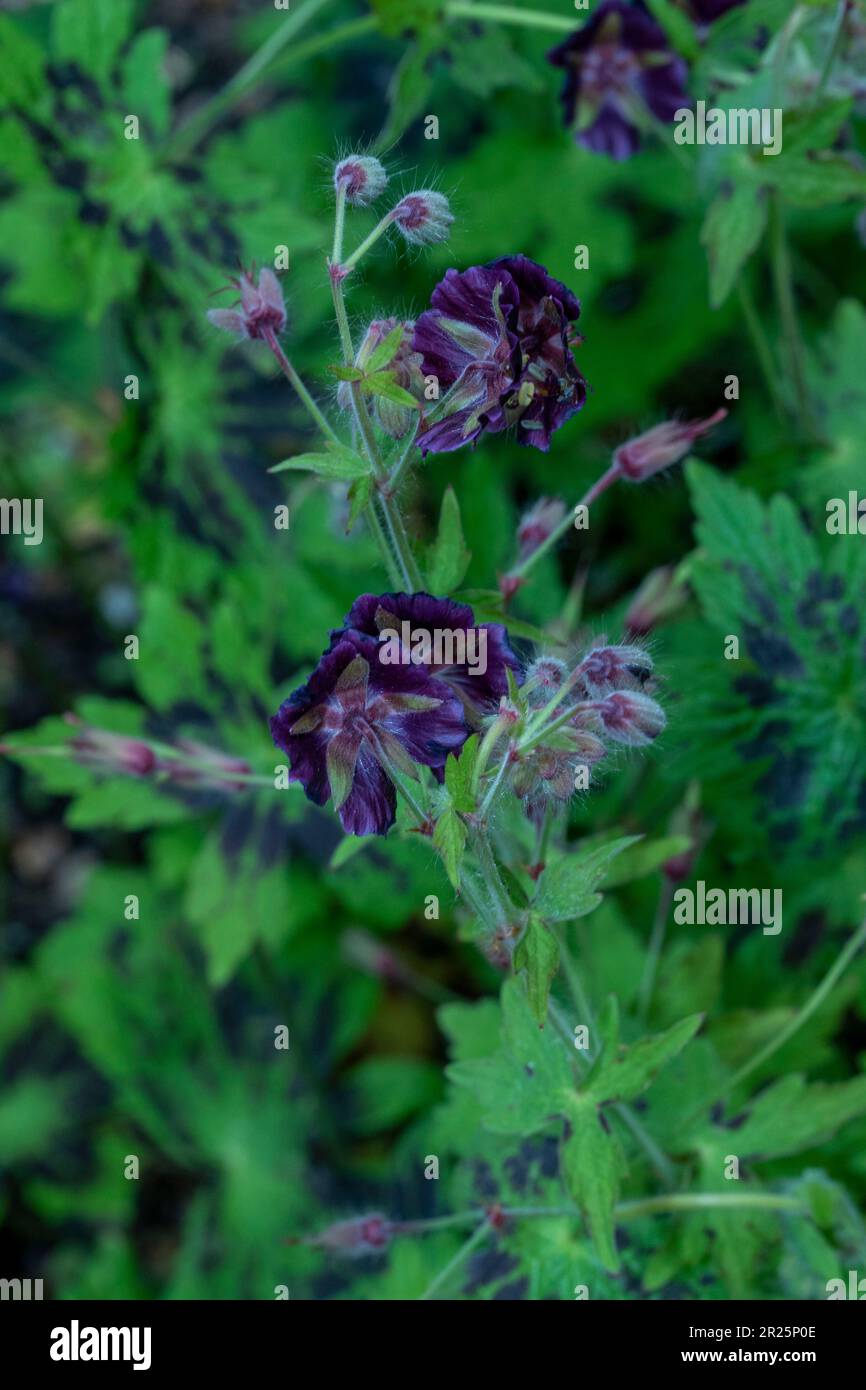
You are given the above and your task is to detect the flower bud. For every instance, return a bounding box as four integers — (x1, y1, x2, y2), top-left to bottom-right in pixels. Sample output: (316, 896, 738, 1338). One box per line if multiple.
(207, 266, 286, 341)
(164, 740, 251, 791)
(306, 1213, 392, 1256)
(579, 644, 653, 695)
(524, 656, 568, 709)
(333, 155, 388, 207)
(593, 690, 666, 746)
(613, 408, 727, 483)
(516, 497, 566, 562)
(335, 317, 424, 437)
(391, 191, 453, 246)
(65, 716, 156, 776)
(624, 566, 686, 635)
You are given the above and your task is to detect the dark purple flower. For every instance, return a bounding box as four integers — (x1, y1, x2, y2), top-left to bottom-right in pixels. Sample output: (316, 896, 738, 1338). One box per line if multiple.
(547, 1, 690, 160)
(412, 256, 586, 454)
(270, 631, 466, 836)
(340, 592, 522, 720)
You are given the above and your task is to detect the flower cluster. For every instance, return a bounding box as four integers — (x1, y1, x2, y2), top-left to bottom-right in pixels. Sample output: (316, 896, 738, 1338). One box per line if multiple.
(412, 255, 587, 454)
(508, 642, 665, 816)
(269, 593, 520, 836)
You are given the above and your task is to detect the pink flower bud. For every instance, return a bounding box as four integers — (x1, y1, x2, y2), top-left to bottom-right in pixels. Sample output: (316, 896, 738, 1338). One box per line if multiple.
(391, 191, 453, 246)
(516, 497, 566, 561)
(613, 408, 727, 483)
(579, 644, 653, 695)
(524, 656, 568, 709)
(593, 690, 666, 746)
(307, 1213, 393, 1256)
(624, 566, 685, 635)
(333, 155, 388, 207)
(207, 266, 286, 341)
(65, 716, 156, 776)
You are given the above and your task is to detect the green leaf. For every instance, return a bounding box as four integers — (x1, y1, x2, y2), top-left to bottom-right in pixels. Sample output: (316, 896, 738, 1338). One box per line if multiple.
(346, 474, 374, 532)
(376, 41, 435, 150)
(443, 735, 478, 814)
(328, 364, 364, 381)
(513, 914, 560, 1028)
(533, 837, 641, 923)
(342, 1057, 443, 1134)
(782, 98, 852, 156)
(762, 152, 866, 208)
(369, 0, 443, 39)
(447, 978, 574, 1135)
(426, 485, 471, 594)
(121, 28, 170, 138)
(0, 15, 46, 108)
(432, 805, 466, 890)
(363, 370, 420, 409)
(701, 183, 768, 309)
(600, 834, 692, 887)
(269, 444, 371, 481)
(589, 1012, 704, 1104)
(365, 323, 404, 374)
(52, 0, 135, 83)
(561, 1096, 624, 1272)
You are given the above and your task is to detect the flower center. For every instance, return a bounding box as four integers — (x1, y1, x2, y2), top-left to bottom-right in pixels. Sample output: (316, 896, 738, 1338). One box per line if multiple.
(582, 43, 637, 98)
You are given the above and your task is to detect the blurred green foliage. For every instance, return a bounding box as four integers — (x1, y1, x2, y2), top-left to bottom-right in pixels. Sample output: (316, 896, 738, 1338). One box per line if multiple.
(2, 0, 866, 1300)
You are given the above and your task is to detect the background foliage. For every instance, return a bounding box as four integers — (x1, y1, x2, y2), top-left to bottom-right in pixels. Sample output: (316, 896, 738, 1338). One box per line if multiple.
(2, 0, 866, 1300)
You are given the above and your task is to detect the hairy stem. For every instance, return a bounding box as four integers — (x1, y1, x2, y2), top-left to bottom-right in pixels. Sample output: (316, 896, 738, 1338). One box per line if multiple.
(262, 328, 341, 445)
(506, 463, 622, 588)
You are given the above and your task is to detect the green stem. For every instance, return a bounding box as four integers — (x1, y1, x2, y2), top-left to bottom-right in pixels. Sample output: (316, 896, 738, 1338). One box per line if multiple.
(637, 876, 674, 1024)
(384, 427, 421, 496)
(478, 742, 514, 818)
(473, 826, 514, 927)
(815, 0, 848, 99)
(714, 914, 866, 1106)
(329, 271, 421, 589)
(331, 184, 348, 267)
(340, 211, 396, 273)
(418, 1221, 490, 1300)
(444, 1, 576, 32)
(165, 0, 331, 160)
(768, 192, 817, 439)
(612, 1104, 676, 1190)
(615, 1192, 803, 1221)
(736, 279, 788, 426)
(263, 329, 341, 445)
(506, 464, 621, 588)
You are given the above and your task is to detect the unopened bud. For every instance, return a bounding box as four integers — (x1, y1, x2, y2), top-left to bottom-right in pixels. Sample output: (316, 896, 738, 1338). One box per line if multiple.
(524, 656, 568, 708)
(625, 566, 686, 635)
(334, 155, 388, 207)
(614, 409, 727, 484)
(65, 716, 156, 776)
(207, 266, 286, 341)
(579, 644, 653, 695)
(516, 497, 566, 562)
(306, 1213, 392, 1256)
(392, 191, 453, 246)
(593, 690, 666, 746)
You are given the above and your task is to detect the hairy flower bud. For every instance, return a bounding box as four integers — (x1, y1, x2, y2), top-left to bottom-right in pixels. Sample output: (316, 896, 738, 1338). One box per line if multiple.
(524, 656, 568, 709)
(333, 155, 388, 206)
(207, 266, 286, 341)
(579, 644, 654, 695)
(614, 409, 727, 483)
(516, 497, 567, 561)
(593, 690, 666, 746)
(336, 318, 425, 438)
(392, 191, 453, 246)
